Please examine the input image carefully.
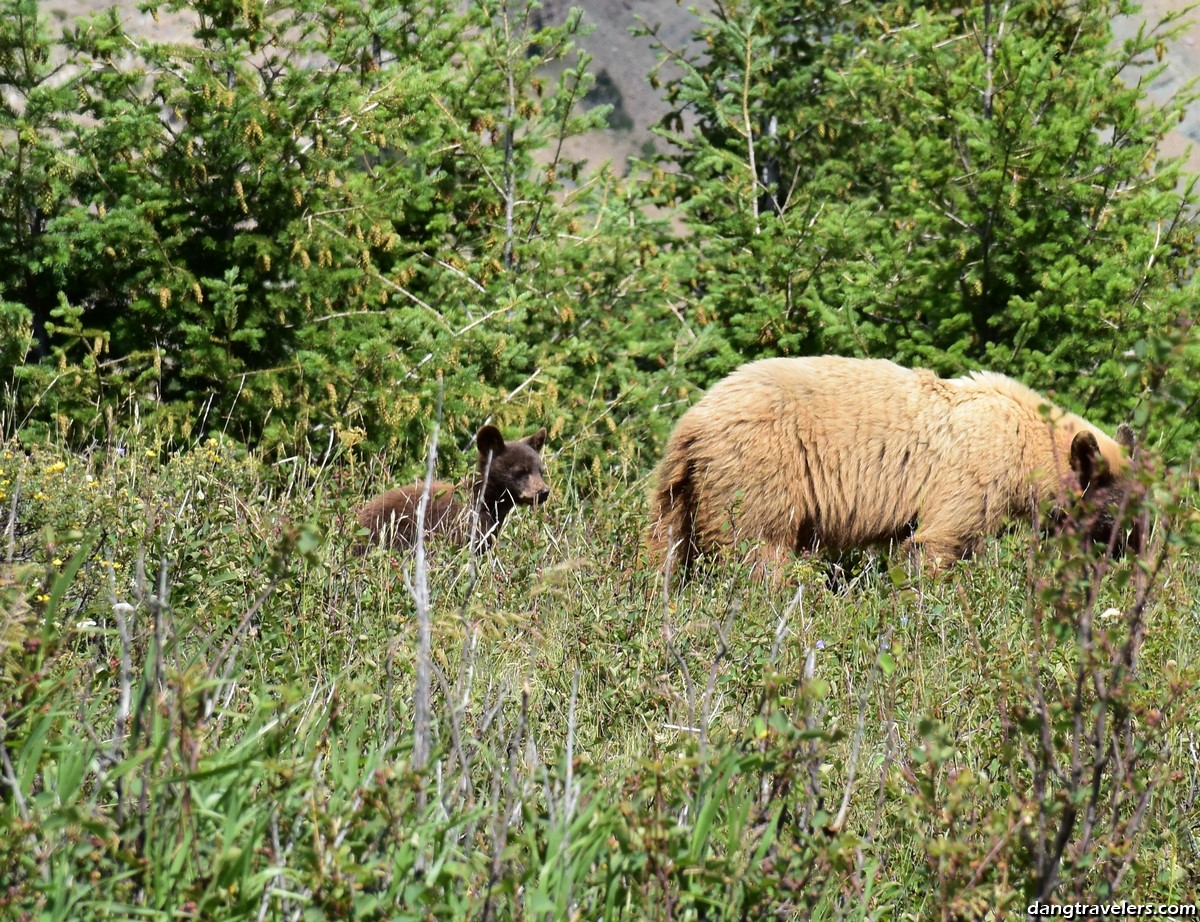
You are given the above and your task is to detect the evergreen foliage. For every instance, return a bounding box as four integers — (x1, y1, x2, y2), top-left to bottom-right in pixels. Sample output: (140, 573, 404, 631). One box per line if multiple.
(1, 0, 1197, 458)
(1, 0, 666, 464)
(644, 0, 1200, 455)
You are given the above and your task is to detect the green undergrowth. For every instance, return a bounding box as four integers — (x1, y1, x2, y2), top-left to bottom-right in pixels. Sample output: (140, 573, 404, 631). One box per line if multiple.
(1, 431, 1198, 920)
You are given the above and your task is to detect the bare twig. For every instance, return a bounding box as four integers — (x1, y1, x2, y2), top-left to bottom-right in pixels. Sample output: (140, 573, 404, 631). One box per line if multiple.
(407, 385, 443, 782)
(4, 471, 19, 563)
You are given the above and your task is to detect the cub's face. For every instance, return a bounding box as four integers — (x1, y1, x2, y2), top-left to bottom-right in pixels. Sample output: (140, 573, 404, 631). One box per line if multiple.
(476, 426, 551, 507)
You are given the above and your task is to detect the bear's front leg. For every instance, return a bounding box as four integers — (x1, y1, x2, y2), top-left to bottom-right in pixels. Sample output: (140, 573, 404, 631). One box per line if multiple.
(903, 530, 974, 573)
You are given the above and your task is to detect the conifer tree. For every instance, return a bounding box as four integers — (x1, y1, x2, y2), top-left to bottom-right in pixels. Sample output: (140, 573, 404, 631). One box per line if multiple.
(0, 0, 644, 455)
(647, 0, 1200, 450)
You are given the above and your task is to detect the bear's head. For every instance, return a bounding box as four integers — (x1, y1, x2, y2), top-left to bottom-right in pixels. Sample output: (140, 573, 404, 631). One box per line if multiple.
(475, 425, 551, 511)
(1066, 424, 1142, 558)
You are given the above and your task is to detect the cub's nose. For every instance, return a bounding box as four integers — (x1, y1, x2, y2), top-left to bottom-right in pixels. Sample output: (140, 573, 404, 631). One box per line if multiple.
(535, 486, 550, 505)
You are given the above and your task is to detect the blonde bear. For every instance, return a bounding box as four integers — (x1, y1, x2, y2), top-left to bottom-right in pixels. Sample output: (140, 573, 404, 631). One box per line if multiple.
(649, 356, 1139, 580)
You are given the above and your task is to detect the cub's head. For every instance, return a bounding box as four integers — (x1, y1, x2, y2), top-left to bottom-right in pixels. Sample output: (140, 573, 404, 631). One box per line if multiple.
(1066, 423, 1142, 558)
(475, 425, 551, 508)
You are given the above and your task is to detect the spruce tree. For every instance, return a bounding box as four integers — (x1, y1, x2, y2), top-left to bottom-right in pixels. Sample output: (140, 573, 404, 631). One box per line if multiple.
(647, 0, 1200, 451)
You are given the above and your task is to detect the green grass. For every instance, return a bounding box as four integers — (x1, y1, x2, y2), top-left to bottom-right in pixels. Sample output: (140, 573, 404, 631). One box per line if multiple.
(1, 432, 1198, 920)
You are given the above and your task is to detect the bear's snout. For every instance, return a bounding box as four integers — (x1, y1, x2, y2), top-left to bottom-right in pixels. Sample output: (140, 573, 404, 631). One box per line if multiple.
(524, 475, 550, 506)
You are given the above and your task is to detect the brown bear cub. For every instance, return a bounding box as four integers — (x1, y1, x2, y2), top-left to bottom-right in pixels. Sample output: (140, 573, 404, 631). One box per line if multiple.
(357, 425, 550, 554)
(649, 356, 1140, 581)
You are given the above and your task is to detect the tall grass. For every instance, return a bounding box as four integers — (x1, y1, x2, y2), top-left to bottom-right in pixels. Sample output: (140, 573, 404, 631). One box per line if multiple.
(0, 427, 1197, 919)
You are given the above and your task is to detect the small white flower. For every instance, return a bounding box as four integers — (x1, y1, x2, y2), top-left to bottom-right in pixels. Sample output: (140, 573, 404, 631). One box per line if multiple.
(1099, 607, 1122, 623)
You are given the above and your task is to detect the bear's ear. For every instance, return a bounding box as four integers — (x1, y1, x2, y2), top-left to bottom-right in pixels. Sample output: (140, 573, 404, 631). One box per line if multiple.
(523, 427, 547, 452)
(475, 425, 506, 459)
(1116, 423, 1136, 455)
(1069, 430, 1104, 490)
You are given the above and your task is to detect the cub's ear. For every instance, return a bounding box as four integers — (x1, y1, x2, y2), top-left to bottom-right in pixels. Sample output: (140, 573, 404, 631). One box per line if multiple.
(475, 425, 506, 459)
(523, 427, 547, 452)
(1116, 423, 1136, 455)
(1069, 430, 1104, 490)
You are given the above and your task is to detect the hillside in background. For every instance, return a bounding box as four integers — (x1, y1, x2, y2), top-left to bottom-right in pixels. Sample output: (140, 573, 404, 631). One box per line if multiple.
(1111, 0, 1200, 174)
(48, 0, 1200, 174)
(547, 0, 1200, 176)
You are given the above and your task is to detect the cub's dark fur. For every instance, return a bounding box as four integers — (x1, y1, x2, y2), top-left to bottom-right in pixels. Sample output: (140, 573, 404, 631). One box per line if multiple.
(357, 426, 550, 553)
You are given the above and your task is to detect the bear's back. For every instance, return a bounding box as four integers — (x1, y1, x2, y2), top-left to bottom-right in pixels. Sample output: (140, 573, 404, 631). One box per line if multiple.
(356, 481, 463, 549)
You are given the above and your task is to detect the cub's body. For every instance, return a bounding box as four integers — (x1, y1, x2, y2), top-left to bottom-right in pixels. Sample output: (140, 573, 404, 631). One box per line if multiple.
(358, 426, 549, 554)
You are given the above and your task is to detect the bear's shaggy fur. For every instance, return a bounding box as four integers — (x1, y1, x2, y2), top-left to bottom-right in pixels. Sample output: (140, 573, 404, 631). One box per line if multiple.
(649, 356, 1138, 579)
(357, 425, 550, 553)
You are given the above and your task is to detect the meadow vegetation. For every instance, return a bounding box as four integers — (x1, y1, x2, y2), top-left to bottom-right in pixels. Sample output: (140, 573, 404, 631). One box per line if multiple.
(0, 425, 1197, 918)
(2, 0, 1200, 916)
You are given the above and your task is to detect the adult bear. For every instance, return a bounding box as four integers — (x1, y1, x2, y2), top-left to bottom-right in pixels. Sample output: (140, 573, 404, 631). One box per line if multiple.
(649, 356, 1139, 580)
